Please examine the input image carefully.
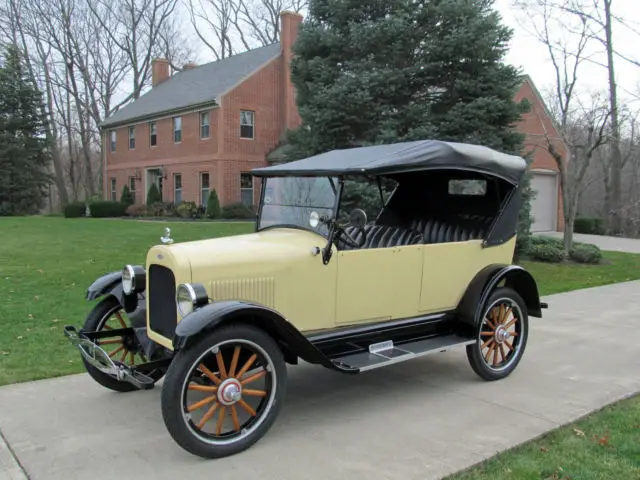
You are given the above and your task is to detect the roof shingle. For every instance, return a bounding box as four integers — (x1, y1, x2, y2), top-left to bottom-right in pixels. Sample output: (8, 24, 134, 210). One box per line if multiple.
(101, 42, 282, 128)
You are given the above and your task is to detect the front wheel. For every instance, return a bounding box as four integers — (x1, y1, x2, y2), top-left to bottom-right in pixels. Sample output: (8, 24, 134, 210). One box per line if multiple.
(161, 324, 287, 458)
(466, 286, 529, 381)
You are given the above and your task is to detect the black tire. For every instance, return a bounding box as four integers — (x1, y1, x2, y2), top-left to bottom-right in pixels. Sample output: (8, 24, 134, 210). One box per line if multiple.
(81, 295, 166, 392)
(466, 286, 529, 381)
(161, 323, 287, 459)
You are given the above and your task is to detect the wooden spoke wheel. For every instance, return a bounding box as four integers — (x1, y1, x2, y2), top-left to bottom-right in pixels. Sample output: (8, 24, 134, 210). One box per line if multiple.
(81, 295, 166, 392)
(466, 286, 529, 381)
(161, 324, 287, 459)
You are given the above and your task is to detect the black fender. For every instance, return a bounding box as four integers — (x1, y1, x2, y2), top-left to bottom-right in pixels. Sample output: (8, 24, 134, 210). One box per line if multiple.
(85, 268, 142, 313)
(173, 300, 336, 368)
(457, 264, 545, 326)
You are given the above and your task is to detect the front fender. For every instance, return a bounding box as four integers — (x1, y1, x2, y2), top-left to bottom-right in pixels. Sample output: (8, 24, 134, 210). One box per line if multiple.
(457, 264, 545, 326)
(86, 268, 142, 313)
(173, 300, 333, 367)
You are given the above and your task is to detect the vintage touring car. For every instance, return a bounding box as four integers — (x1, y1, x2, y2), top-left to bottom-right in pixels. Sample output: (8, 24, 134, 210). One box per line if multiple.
(64, 139, 547, 459)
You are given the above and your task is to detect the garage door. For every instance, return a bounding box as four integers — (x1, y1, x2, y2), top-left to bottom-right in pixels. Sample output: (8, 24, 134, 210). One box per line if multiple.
(530, 173, 558, 232)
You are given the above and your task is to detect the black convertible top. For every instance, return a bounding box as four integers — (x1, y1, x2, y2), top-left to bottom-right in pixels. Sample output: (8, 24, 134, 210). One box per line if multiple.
(252, 139, 528, 184)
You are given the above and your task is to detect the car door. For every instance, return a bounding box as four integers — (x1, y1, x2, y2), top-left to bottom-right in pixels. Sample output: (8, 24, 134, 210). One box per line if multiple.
(334, 243, 424, 326)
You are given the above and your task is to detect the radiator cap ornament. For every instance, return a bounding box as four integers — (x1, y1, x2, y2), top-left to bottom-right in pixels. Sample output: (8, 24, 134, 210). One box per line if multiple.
(161, 227, 174, 245)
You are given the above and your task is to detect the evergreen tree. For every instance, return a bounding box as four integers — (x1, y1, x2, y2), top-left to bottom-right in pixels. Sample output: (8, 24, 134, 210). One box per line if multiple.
(206, 189, 221, 219)
(120, 185, 134, 206)
(286, 0, 533, 251)
(0, 44, 52, 215)
(146, 183, 162, 205)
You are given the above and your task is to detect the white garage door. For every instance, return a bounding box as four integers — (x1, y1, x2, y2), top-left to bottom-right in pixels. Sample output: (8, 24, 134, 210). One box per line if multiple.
(530, 173, 558, 232)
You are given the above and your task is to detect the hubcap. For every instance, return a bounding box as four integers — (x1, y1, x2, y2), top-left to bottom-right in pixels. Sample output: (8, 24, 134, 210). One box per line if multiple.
(218, 378, 243, 406)
(494, 326, 511, 343)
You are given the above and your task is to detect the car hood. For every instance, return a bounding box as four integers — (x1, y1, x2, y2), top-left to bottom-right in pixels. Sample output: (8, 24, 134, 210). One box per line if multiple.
(146, 227, 328, 283)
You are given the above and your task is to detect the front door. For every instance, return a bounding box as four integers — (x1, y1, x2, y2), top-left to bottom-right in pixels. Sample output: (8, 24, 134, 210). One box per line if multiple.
(334, 244, 424, 325)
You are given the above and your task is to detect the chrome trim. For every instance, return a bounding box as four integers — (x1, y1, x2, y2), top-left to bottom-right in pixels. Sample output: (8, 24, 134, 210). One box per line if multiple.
(122, 264, 135, 295)
(176, 283, 197, 316)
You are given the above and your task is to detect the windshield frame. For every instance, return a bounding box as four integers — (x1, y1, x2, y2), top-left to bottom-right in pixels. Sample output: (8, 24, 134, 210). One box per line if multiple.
(255, 175, 343, 237)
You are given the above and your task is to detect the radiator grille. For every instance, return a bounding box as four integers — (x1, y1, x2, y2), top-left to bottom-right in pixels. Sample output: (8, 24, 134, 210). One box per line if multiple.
(211, 277, 275, 307)
(148, 264, 177, 340)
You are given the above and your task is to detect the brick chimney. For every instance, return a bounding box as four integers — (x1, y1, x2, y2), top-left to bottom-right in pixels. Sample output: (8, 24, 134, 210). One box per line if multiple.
(280, 11, 303, 131)
(152, 58, 170, 86)
(182, 62, 198, 70)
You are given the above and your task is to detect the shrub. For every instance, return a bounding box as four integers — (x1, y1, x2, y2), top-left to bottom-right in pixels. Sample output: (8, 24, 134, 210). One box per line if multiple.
(147, 201, 176, 217)
(89, 200, 127, 218)
(574, 217, 606, 235)
(176, 201, 198, 219)
(120, 185, 134, 207)
(529, 235, 563, 249)
(63, 201, 86, 218)
(206, 189, 221, 219)
(126, 204, 149, 217)
(146, 183, 162, 205)
(221, 202, 255, 219)
(527, 243, 565, 263)
(569, 243, 603, 264)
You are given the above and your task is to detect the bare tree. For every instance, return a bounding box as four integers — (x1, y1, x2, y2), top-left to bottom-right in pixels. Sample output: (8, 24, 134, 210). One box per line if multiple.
(185, 0, 307, 60)
(513, 0, 610, 252)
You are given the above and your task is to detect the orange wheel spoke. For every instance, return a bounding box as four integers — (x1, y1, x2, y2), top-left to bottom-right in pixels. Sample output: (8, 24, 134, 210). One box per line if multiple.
(502, 307, 512, 324)
(114, 311, 127, 329)
(235, 353, 257, 378)
(103, 325, 113, 330)
(129, 352, 135, 365)
(99, 339, 122, 345)
(504, 339, 514, 352)
(243, 389, 267, 397)
(237, 399, 256, 416)
(481, 337, 494, 349)
(109, 345, 125, 358)
(230, 405, 240, 432)
(486, 319, 496, 330)
(480, 331, 493, 337)
(216, 350, 227, 379)
(492, 345, 499, 366)
(228, 346, 241, 377)
(241, 369, 266, 385)
(187, 395, 217, 413)
(504, 317, 517, 329)
(188, 384, 218, 392)
(119, 349, 128, 362)
(198, 363, 222, 385)
(499, 343, 506, 364)
(216, 406, 227, 435)
(484, 343, 495, 362)
(196, 403, 219, 429)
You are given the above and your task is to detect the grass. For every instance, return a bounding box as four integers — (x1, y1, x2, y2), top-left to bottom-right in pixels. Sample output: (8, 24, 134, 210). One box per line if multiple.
(1, 216, 640, 387)
(0, 216, 254, 386)
(445, 393, 640, 480)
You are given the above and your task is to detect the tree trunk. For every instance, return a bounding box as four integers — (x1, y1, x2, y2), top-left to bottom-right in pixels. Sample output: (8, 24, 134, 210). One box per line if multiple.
(604, 0, 622, 235)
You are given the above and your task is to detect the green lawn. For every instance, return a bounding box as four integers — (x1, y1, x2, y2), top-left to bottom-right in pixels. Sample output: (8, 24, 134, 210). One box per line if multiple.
(445, 393, 640, 480)
(0, 216, 254, 386)
(1, 216, 640, 387)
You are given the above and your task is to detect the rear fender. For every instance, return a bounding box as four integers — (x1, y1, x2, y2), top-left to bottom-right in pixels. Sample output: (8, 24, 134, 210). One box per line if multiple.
(86, 269, 141, 313)
(173, 300, 332, 367)
(457, 264, 545, 326)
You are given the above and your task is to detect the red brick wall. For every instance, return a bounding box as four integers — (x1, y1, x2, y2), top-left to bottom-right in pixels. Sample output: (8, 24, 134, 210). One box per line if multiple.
(513, 78, 566, 231)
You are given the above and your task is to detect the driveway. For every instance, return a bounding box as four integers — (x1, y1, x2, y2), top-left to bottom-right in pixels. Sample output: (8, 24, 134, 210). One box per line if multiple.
(1, 281, 640, 480)
(540, 231, 640, 253)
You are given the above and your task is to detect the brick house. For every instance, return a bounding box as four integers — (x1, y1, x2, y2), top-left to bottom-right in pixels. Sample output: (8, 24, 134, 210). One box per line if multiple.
(100, 11, 564, 232)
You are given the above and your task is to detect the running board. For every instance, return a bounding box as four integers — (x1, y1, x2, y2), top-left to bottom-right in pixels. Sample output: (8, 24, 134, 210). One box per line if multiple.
(331, 334, 475, 372)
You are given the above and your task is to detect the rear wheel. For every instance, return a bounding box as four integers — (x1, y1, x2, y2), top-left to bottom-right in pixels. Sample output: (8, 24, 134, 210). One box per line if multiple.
(466, 287, 529, 381)
(82, 295, 166, 392)
(161, 323, 287, 459)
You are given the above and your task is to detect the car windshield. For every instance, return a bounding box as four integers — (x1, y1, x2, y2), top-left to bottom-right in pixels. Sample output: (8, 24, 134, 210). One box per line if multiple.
(258, 176, 337, 235)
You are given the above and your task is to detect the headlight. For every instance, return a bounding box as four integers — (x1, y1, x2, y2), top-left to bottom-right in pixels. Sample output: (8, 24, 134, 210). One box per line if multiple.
(122, 265, 135, 295)
(176, 283, 209, 316)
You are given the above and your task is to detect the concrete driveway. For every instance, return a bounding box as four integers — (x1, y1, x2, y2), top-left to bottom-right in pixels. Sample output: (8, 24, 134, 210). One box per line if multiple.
(1, 280, 640, 480)
(541, 231, 640, 253)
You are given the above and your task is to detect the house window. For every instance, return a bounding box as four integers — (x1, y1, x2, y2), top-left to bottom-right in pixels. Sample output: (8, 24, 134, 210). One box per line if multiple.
(174, 174, 182, 203)
(200, 172, 210, 206)
(110, 130, 116, 152)
(128, 126, 135, 149)
(240, 172, 253, 207)
(149, 121, 157, 146)
(240, 110, 254, 139)
(200, 111, 210, 139)
(110, 178, 117, 201)
(173, 116, 182, 143)
(129, 176, 137, 204)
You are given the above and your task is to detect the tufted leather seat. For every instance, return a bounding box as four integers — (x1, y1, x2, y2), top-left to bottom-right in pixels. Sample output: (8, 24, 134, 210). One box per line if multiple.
(409, 214, 493, 244)
(339, 224, 424, 250)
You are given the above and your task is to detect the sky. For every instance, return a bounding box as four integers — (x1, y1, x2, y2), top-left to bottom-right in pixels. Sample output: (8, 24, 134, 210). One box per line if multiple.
(494, 0, 640, 107)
